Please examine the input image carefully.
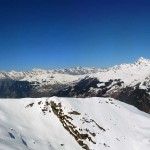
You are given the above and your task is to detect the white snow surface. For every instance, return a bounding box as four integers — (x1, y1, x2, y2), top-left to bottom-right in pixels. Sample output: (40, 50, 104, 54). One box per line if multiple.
(0, 97, 150, 150)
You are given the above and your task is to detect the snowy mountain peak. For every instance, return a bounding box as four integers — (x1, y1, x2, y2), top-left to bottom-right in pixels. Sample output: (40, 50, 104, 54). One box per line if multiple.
(135, 57, 150, 65)
(138, 56, 149, 61)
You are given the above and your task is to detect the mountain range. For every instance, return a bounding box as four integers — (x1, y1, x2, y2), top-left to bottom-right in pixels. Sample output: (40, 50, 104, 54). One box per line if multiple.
(0, 57, 150, 113)
(1, 57, 150, 85)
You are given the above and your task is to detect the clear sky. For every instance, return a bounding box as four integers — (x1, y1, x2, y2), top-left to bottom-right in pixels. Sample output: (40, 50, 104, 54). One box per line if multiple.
(0, 0, 150, 71)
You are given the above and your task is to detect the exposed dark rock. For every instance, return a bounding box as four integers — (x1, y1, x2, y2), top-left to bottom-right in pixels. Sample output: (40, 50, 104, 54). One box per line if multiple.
(50, 101, 95, 150)
(68, 111, 81, 115)
(53, 77, 124, 98)
(25, 103, 34, 108)
(110, 86, 150, 113)
(0, 79, 33, 98)
(53, 77, 150, 114)
(53, 77, 101, 97)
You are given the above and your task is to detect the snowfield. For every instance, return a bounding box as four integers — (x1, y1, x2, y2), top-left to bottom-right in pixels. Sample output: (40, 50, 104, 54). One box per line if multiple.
(0, 97, 150, 150)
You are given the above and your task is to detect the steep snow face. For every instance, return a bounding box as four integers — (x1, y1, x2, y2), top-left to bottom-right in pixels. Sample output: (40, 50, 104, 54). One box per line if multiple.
(90, 57, 150, 86)
(0, 97, 150, 150)
(0, 57, 150, 87)
(135, 57, 150, 65)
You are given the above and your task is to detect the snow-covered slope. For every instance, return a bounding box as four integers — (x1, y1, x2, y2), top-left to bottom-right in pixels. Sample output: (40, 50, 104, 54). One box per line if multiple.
(0, 97, 150, 150)
(0, 67, 101, 85)
(91, 57, 150, 86)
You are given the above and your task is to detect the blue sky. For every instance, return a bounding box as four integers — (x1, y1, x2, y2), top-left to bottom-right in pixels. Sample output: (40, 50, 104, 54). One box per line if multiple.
(0, 0, 150, 71)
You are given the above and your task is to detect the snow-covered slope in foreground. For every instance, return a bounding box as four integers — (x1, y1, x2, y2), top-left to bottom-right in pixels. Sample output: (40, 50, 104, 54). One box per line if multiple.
(0, 97, 150, 150)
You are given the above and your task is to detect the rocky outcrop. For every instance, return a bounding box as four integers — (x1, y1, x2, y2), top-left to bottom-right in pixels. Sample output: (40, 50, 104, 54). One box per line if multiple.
(29, 99, 107, 150)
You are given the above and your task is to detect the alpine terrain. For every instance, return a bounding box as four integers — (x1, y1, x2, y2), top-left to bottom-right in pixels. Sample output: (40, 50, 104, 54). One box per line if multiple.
(0, 57, 150, 113)
(0, 97, 150, 150)
(0, 57, 150, 150)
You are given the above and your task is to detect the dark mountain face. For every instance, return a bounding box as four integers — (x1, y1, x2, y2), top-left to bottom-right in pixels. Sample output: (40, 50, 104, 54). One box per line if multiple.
(0, 79, 68, 98)
(0, 79, 33, 98)
(53, 77, 101, 97)
(110, 86, 150, 113)
(0, 77, 149, 114)
(53, 77, 124, 97)
(30, 83, 68, 98)
(53, 77, 150, 113)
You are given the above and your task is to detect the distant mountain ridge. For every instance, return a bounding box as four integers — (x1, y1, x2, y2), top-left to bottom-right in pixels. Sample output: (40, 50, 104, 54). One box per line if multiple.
(0, 57, 150, 86)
